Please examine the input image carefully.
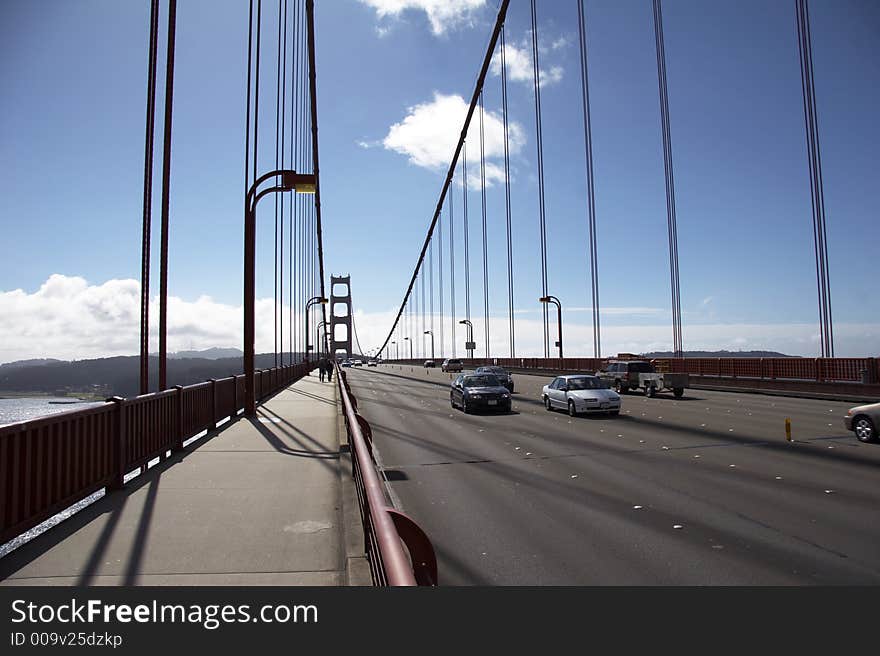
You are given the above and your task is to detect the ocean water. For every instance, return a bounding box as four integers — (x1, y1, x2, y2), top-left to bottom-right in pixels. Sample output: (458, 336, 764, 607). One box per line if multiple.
(0, 396, 106, 426)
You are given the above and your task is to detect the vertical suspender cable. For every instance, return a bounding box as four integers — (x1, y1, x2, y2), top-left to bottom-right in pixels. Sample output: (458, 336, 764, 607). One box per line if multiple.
(479, 91, 490, 358)
(576, 0, 601, 359)
(253, 0, 262, 187)
(289, 0, 296, 362)
(529, 0, 550, 358)
(430, 236, 434, 357)
(450, 172, 456, 357)
(421, 267, 426, 357)
(796, 0, 833, 357)
(140, 0, 160, 395)
(158, 0, 178, 391)
(307, 0, 326, 331)
(652, 0, 683, 358)
(463, 142, 471, 356)
(274, 0, 282, 367)
(500, 25, 515, 358)
(280, 0, 288, 364)
(438, 200, 444, 358)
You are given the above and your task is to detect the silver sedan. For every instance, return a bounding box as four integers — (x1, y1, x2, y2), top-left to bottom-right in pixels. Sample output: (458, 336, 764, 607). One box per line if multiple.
(844, 402, 879, 443)
(542, 374, 620, 417)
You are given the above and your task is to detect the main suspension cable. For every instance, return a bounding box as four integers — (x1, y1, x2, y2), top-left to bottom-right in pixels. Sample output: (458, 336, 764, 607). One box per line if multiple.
(373, 0, 511, 359)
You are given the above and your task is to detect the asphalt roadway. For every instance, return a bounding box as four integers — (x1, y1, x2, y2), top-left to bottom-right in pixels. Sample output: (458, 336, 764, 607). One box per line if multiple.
(344, 364, 880, 585)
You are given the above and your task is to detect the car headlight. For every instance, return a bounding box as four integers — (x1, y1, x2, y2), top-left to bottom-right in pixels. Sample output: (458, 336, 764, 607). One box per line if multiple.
(502, 393, 509, 398)
(846, 409, 853, 415)
(471, 394, 482, 399)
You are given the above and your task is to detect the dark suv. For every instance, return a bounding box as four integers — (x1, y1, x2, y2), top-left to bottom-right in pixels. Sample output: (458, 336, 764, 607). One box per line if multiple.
(596, 360, 654, 394)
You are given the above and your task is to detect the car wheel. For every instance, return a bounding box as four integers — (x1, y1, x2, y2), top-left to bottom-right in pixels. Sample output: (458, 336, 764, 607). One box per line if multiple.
(673, 388, 684, 398)
(544, 396, 552, 411)
(644, 385, 656, 398)
(614, 380, 625, 394)
(462, 398, 470, 414)
(609, 410, 620, 416)
(568, 400, 577, 417)
(854, 416, 877, 443)
(450, 393, 456, 409)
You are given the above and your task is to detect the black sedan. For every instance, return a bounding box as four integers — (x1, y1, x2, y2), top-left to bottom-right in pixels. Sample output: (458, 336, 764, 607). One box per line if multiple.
(450, 373, 512, 414)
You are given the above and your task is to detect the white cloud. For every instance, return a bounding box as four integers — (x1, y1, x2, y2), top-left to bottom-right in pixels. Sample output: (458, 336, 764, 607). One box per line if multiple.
(0, 275, 310, 364)
(358, 0, 486, 36)
(382, 92, 525, 186)
(490, 40, 565, 88)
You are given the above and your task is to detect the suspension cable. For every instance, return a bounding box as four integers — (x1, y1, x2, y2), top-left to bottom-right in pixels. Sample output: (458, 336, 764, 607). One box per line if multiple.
(463, 141, 471, 357)
(274, 0, 283, 367)
(576, 0, 600, 359)
(796, 0, 833, 357)
(479, 91, 490, 358)
(373, 0, 511, 359)
(450, 174, 456, 357)
(140, 0, 160, 395)
(652, 0, 683, 358)
(306, 0, 326, 327)
(529, 0, 550, 358)
(438, 200, 444, 358)
(158, 0, 178, 391)
(500, 25, 515, 358)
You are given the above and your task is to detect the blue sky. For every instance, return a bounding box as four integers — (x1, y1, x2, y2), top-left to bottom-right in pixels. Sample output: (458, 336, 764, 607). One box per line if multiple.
(1, 0, 878, 363)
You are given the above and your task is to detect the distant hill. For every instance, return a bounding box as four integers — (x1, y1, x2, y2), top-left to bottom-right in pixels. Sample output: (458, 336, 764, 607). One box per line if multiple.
(640, 350, 794, 358)
(0, 352, 307, 398)
(0, 358, 63, 370)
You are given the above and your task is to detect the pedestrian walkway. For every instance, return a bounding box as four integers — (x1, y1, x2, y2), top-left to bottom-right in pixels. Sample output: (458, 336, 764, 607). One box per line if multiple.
(0, 372, 366, 586)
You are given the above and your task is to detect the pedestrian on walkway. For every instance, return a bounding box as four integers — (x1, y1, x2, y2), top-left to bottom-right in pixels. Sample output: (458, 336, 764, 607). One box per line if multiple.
(318, 357, 327, 382)
(326, 359, 333, 383)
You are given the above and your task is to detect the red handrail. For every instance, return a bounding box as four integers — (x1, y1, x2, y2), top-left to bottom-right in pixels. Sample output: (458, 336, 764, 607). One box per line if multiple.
(335, 362, 436, 586)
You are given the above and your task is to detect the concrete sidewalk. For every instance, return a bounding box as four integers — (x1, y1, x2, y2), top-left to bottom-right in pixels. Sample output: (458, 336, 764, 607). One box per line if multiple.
(0, 372, 368, 586)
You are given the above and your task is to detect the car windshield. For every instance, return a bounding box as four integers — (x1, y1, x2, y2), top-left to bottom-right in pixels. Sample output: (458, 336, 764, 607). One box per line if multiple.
(628, 362, 653, 373)
(463, 375, 500, 388)
(478, 367, 506, 375)
(448, 359, 461, 364)
(567, 377, 603, 390)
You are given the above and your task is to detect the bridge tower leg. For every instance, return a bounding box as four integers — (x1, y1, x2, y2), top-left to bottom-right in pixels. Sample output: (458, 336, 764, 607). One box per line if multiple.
(329, 275, 353, 361)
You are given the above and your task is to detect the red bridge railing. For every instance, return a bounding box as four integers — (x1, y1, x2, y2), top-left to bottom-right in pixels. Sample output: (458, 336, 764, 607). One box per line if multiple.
(335, 363, 437, 586)
(0, 362, 315, 545)
(387, 356, 879, 384)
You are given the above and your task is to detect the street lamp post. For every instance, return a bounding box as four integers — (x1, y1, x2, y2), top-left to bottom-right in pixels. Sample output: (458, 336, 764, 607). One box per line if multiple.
(391, 340, 396, 361)
(404, 336, 413, 360)
(539, 295, 563, 358)
(304, 295, 328, 363)
(459, 319, 474, 358)
(244, 169, 316, 416)
(316, 320, 327, 358)
(424, 330, 435, 360)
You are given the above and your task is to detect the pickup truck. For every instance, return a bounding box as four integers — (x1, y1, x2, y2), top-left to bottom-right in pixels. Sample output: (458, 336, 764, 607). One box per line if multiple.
(596, 360, 688, 398)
